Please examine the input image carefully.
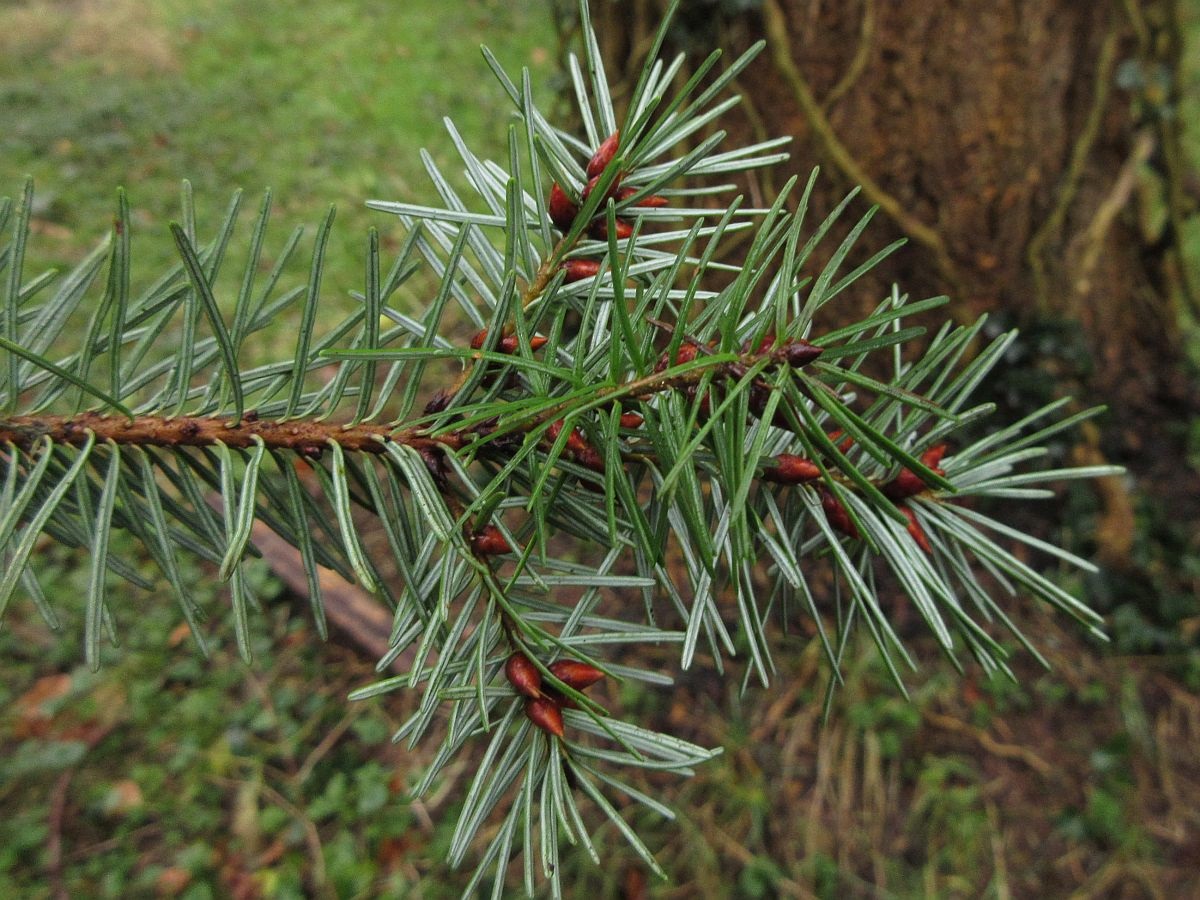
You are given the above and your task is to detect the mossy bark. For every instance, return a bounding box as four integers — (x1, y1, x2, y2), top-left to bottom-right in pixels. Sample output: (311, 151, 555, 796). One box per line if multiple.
(588, 0, 1198, 618)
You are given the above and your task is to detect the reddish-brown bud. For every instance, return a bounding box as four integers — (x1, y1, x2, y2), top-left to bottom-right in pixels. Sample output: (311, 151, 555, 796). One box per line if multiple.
(581, 173, 623, 204)
(746, 381, 771, 420)
(655, 340, 701, 372)
(884, 444, 947, 501)
(921, 444, 948, 470)
(883, 467, 926, 501)
(901, 506, 932, 554)
(827, 429, 854, 453)
(417, 445, 449, 489)
(548, 183, 578, 231)
(821, 489, 859, 540)
(548, 659, 606, 690)
(472, 525, 512, 556)
(470, 328, 547, 355)
(762, 454, 821, 485)
(615, 185, 669, 208)
(781, 339, 824, 368)
(505, 653, 542, 698)
(586, 130, 620, 178)
(524, 696, 565, 738)
(742, 334, 776, 354)
(423, 389, 451, 415)
(619, 412, 644, 429)
(561, 259, 602, 283)
(588, 217, 633, 241)
(547, 419, 565, 443)
(575, 445, 604, 473)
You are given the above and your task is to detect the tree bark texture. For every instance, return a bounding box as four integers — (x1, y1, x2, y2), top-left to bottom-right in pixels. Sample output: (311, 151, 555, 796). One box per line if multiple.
(584, 0, 1199, 609)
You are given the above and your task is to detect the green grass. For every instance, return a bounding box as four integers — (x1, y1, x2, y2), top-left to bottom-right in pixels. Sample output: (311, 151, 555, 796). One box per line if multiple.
(2, 0, 559, 363)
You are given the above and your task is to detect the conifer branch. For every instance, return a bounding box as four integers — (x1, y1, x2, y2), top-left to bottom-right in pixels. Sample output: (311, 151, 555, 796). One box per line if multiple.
(0, 1, 1121, 892)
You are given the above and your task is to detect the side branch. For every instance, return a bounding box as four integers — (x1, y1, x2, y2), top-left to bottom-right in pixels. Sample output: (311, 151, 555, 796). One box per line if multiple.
(0, 412, 455, 455)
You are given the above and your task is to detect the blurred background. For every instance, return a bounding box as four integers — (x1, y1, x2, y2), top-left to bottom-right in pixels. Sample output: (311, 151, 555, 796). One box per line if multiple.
(2, 0, 1198, 896)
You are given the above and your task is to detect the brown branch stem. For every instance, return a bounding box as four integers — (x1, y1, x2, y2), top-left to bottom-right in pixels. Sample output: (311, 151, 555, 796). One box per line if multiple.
(0, 411, 458, 455)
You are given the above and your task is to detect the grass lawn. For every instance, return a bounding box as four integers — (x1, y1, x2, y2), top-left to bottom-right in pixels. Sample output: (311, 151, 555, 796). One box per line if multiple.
(2, 0, 559, 363)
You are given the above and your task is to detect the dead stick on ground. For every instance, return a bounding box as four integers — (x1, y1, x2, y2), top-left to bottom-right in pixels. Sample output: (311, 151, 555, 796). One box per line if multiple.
(923, 710, 1054, 776)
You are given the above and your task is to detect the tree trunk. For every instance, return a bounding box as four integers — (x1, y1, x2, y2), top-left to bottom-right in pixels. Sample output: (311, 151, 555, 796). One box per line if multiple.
(586, 0, 1199, 625)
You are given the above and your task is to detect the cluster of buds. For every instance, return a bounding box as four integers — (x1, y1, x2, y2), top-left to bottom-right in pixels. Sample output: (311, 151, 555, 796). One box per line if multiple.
(758, 430, 857, 538)
(546, 130, 668, 241)
(821, 488, 859, 540)
(758, 439, 946, 550)
(651, 334, 825, 429)
(882, 444, 948, 553)
(505, 652, 606, 738)
(468, 327, 550, 390)
(882, 444, 948, 501)
(757, 431, 855, 538)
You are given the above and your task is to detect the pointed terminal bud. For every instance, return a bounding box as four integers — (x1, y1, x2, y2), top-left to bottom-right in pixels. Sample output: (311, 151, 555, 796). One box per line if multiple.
(525, 696, 565, 738)
(471, 525, 513, 556)
(548, 183, 578, 231)
(619, 412, 644, 429)
(505, 652, 542, 698)
(781, 339, 824, 368)
(586, 130, 620, 178)
(762, 454, 821, 485)
(821, 489, 859, 540)
(548, 659, 606, 690)
(561, 259, 602, 283)
(901, 506, 933, 554)
(469, 328, 490, 350)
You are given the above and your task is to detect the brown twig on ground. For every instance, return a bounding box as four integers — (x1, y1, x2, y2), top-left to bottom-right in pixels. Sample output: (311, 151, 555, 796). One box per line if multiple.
(250, 519, 400, 669)
(45, 724, 113, 900)
(922, 709, 1054, 777)
(207, 773, 330, 897)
